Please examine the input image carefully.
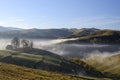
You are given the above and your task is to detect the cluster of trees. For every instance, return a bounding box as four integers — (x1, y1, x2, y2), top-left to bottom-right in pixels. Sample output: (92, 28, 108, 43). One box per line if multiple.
(6, 37, 33, 50)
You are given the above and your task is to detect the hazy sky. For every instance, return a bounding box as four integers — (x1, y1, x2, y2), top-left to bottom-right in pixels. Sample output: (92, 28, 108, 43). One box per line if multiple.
(0, 0, 120, 30)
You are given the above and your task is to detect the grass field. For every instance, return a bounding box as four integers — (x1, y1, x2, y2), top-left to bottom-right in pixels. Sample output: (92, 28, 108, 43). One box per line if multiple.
(84, 53, 120, 79)
(0, 49, 89, 75)
(0, 49, 114, 79)
(0, 62, 111, 80)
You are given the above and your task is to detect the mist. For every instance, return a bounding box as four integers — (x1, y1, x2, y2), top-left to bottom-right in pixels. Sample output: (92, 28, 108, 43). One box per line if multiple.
(84, 51, 120, 62)
(0, 38, 120, 58)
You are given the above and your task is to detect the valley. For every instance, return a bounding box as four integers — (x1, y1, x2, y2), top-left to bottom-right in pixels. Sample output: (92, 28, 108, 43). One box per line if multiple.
(0, 0, 120, 79)
(0, 28, 120, 80)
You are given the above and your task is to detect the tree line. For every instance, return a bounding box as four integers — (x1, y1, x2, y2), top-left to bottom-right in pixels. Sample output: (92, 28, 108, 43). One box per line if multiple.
(6, 37, 33, 50)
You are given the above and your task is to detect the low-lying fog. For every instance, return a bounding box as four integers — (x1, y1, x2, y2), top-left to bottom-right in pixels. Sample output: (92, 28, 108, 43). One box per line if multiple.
(0, 38, 120, 58)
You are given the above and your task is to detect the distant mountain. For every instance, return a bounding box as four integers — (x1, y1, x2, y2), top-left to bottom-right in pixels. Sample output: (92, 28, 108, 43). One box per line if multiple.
(0, 26, 21, 32)
(0, 28, 73, 38)
(0, 27, 100, 39)
(64, 30, 120, 44)
(67, 28, 100, 38)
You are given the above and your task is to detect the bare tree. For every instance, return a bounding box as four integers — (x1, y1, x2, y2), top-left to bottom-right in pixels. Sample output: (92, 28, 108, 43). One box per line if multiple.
(30, 41, 33, 48)
(21, 39, 29, 48)
(11, 37, 20, 49)
(6, 38, 34, 50)
(6, 45, 13, 50)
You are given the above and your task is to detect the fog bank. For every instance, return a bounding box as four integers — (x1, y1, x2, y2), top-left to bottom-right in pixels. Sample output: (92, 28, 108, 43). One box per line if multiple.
(32, 39, 120, 58)
(0, 38, 120, 58)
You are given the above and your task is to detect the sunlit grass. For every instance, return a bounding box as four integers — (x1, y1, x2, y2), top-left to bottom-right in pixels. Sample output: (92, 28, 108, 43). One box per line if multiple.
(0, 62, 109, 80)
(84, 53, 120, 78)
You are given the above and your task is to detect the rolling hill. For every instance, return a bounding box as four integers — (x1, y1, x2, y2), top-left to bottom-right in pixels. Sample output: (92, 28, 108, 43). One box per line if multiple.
(67, 28, 100, 38)
(0, 48, 80, 74)
(0, 62, 110, 80)
(0, 48, 107, 78)
(64, 30, 120, 44)
(84, 53, 120, 79)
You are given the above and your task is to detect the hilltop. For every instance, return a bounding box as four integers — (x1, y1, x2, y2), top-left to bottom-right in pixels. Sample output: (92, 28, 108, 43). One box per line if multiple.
(67, 28, 100, 38)
(64, 30, 120, 44)
(0, 26, 119, 44)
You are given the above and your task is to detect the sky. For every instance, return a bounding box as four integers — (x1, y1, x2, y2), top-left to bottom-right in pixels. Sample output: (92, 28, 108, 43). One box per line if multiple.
(0, 0, 120, 30)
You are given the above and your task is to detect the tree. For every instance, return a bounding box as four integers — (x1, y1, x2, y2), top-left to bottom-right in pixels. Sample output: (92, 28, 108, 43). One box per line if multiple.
(6, 38, 34, 50)
(11, 37, 20, 49)
(30, 41, 33, 48)
(21, 39, 29, 48)
(6, 45, 13, 50)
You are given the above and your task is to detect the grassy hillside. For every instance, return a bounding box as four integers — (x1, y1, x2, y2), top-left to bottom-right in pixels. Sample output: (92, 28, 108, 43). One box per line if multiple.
(0, 48, 112, 79)
(67, 28, 99, 38)
(69, 58, 106, 77)
(0, 48, 111, 78)
(0, 62, 110, 80)
(84, 53, 120, 79)
(65, 30, 120, 44)
(0, 48, 82, 74)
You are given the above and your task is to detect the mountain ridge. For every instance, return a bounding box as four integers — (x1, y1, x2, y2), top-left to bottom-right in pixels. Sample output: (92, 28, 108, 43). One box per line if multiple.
(0, 26, 21, 32)
(0, 27, 100, 38)
(64, 29, 120, 44)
